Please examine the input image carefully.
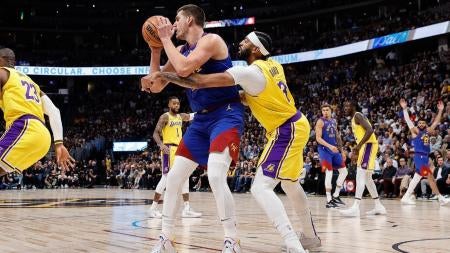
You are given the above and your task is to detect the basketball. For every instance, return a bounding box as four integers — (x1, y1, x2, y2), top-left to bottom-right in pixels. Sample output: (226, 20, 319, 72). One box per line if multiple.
(142, 16, 163, 48)
(4, 1, 450, 253)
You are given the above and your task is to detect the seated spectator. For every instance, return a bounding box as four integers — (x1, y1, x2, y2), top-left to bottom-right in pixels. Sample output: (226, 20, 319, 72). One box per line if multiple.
(434, 157, 450, 195)
(392, 158, 413, 197)
(374, 158, 397, 197)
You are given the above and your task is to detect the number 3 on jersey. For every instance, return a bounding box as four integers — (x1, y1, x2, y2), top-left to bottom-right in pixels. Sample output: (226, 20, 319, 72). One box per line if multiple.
(277, 81, 290, 102)
(21, 80, 40, 103)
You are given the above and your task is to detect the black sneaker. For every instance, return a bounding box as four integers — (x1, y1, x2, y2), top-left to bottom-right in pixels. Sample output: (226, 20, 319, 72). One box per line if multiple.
(326, 201, 339, 208)
(332, 196, 346, 206)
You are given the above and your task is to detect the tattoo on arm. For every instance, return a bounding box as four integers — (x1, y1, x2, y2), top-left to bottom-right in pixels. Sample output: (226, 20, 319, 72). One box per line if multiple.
(153, 114, 169, 146)
(160, 72, 198, 89)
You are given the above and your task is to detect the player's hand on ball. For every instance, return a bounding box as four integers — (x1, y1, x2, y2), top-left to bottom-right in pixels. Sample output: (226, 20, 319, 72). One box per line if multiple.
(55, 143, 75, 172)
(157, 17, 174, 41)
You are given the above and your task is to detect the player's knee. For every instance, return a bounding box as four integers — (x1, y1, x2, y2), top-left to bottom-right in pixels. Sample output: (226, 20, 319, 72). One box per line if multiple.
(280, 180, 296, 194)
(207, 170, 225, 189)
(250, 182, 263, 197)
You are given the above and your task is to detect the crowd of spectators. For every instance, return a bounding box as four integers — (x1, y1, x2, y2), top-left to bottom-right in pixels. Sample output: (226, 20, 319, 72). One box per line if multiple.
(8, 1, 449, 66)
(1, 5, 450, 201)
(3, 41, 450, 199)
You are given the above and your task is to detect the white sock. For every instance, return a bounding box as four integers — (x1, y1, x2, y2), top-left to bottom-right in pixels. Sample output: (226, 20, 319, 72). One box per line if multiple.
(280, 222, 303, 250)
(281, 177, 318, 239)
(207, 148, 237, 239)
(325, 169, 332, 202)
(251, 168, 304, 245)
(184, 201, 190, 209)
(161, 156, 198, 240)
(326, 192, 332, 202)
(334, 168, 348, 198)
(151, 201, 158, 210)
(404, 173, 422, 198)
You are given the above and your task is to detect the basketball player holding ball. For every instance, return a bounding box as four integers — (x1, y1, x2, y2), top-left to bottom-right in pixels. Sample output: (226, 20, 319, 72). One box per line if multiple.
(141, 4, 244, 253)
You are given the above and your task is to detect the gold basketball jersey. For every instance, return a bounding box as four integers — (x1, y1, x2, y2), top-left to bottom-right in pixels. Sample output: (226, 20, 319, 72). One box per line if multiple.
(244, 59, 297, 133)
(0, 67, 45, 128)
(351, 113, 377, 144)
(162, 112, 183, 145)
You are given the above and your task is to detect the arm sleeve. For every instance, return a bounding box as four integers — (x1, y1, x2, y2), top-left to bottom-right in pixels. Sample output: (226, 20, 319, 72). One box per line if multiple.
(41, 95, 63, 143)
(226, 65, 266, 96)
(402, 109, 415, 130)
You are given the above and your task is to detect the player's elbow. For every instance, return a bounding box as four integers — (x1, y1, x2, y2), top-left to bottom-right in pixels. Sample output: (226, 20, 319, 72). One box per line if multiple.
(176, 67, 193, 78)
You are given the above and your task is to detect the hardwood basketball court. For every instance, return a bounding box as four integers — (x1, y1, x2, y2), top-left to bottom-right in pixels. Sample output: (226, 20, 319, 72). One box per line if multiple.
(0, 189, 448, 253)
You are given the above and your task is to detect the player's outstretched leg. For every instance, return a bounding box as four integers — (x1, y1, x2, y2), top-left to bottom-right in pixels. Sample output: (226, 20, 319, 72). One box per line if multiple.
(151, 156, 198, 253)
(251, 169, 308, 253)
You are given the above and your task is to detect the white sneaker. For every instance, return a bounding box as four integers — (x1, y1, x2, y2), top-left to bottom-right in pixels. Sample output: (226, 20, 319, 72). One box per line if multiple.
(366, 205, 387, 215)
(150, 234, 177, 253)
(181, 207, 202, 218)
(148, 208, 163, 219)
(439, 197, 450, 206)
(282, 233, 321, 252)
(339, 205, 360, 217)
(222, 238, 241, 253)
(401, 195, 416, 205)
(286, 247, 307, 253)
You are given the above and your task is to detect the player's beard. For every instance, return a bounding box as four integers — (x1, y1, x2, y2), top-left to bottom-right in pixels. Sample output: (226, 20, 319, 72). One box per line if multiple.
(238, 47, 251, 60)
(170, 108, 179, 114)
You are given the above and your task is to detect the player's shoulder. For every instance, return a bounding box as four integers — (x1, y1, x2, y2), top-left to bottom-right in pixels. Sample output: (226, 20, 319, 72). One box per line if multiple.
(160, 112, 170, 119)
(354, 112, 365, 119)
(200, 33, 225, 44)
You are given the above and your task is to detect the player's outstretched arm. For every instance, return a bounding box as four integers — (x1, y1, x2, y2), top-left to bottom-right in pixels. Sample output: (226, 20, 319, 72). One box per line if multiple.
(428, 101, 444, 133)
(157, 65, 266, 96)
(400, 98, 418, 135)
(180, 113, 195, 122)
(157, 71, 233, 90)
(40, 92, 75, 171)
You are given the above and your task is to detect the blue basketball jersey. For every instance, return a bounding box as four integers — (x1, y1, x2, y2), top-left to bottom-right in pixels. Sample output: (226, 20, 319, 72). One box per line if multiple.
(319, 117, 338, 149)
(412, 129, 430, 155)
(180, 40, 241, 112)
